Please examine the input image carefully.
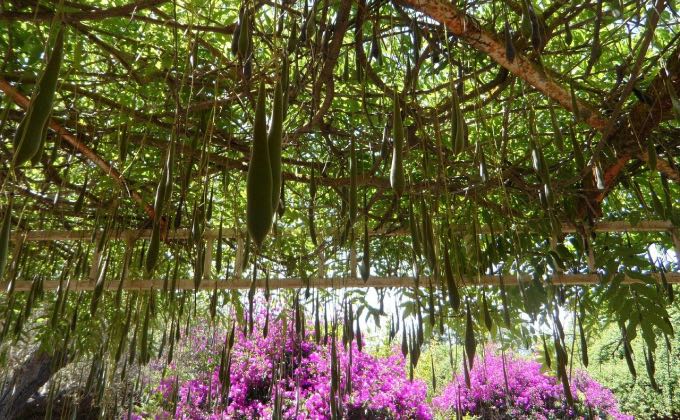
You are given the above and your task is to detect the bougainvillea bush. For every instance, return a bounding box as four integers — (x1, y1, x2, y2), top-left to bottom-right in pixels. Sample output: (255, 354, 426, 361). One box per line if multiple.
(133, 305, 432, 419)
(432, 351, 631, 419)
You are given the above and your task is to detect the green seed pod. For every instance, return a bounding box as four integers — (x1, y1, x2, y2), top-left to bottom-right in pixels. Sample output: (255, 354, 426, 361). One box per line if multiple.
(231, 7, 244, 56)
(237, 9, 250, 59)
(443, 246, 460, 311)
(569, 125, 585, 171)
(118, 123, 129, 163)
(287, 22, 298, 55)
(482, 292, 493, 331)
(570, 83, 580, 122)
(564, 20, 573, 45)
(465, 302, 477, 369)
(216, 217, 223, 274)
(0, 197, 12, 277)
(390, 96, 405, 197)
(647, 141, 657, 171)
(145, 221, 161, 275)
(268, 81, 284, 215)
(408, 198, 421, 258)
(578, 316, 588, 367)
(359, 217, 370, 282)
(452, 86, 466, 156)
(548, 106, 564, 152)
(246, 82, 273, 248)
(504, 20, 515, 62)
(349, 138, 358, 226)
(13, 28, 64, 167)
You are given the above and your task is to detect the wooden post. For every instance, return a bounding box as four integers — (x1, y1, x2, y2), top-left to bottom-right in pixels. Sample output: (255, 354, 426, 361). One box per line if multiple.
(234, 236, 245, 280)
(203, 238, 214, 280)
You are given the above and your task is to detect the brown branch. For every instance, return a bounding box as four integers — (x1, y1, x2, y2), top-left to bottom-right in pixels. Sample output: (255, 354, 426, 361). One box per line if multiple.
(0, 78, 155, 220)
(0, 0, 169, 22)
(398, 0, 608, 131)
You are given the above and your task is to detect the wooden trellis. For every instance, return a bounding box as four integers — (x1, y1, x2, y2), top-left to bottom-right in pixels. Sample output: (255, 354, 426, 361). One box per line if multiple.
(4, 220, 680, 292)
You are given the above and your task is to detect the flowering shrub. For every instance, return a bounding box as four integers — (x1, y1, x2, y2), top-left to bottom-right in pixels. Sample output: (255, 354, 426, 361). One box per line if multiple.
(432, 351, 631, 419)
(135, 306, 432, 419)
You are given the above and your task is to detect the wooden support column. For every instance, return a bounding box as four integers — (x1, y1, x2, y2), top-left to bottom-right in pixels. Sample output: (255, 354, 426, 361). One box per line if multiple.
(234, 236, 245, 280)
(203, 238, 214, 280)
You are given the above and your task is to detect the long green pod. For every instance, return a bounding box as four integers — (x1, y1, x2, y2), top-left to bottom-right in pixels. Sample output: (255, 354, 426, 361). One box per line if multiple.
(465, 302, 477, 369)
(246, 82, 273, 248)
(390, 96, 405, 197)
(145, 221, 161, 275)
(349, 137, 358, 226)
(13, 28, 64, 167)
(408, 197, 421, 257)
(0, 197, 12, 277)
(443, 246, 460, 311)
(268, 81, 284, 216)
(452, 86, 466, 156)
(237, 9, 250, 59)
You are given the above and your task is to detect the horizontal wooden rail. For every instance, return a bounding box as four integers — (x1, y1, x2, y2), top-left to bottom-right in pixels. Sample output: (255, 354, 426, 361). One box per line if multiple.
(3, 273, 679, 292)
(8, 220, 679, 242)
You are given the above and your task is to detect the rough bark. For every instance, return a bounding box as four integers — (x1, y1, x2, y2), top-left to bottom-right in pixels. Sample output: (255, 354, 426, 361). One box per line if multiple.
(0, 350, 57, 419)
(398, 0, 607, 130)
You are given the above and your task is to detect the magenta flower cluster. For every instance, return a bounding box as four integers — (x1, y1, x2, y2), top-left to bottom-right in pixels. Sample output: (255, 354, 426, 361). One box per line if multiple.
(139, 308, 432, 419)
(432, 351, 632, 419)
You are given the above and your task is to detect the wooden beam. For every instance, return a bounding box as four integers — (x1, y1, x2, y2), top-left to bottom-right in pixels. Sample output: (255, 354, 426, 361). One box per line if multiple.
(3, 273, 679, 292)
(8, 220, 675, 243)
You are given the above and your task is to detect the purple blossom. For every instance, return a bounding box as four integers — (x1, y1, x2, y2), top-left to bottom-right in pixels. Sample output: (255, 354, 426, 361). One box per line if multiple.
(433, 351, 631, 419)
(139, 304, 432, 419)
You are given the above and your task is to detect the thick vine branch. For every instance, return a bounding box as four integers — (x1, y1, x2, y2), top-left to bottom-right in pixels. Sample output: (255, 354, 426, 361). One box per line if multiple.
(398, 0, 608, 131)
(0, 0, 168, 22)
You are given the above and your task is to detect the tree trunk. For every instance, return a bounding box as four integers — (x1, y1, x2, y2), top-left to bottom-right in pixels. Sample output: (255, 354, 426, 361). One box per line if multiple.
(0, 349, 56, 419)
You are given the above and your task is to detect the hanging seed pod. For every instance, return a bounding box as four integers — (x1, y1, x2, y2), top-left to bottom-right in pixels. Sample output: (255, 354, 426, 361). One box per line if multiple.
(452, 86, 466, 156)
(526, 2, 543, 51)
(287, 22, 298, 55)
(359, 215, 370, 282)
(0, 197, 12, 277)
(390, 96, 406, 197)
(145, 222, 161, 276)
(570, 84, 580, 123)
(247, 82, 273, 248)
(548, 106, 564, 152)
(206, 187, 214, 221)
(215, 217, 223, 274)
(463, 357, 471, 387)
(118, 123, 129, 163)
(644, 346, 660, 392)
(401, 323, 408, 357)
(370, 21, 383, 65)
(482, 292, 493, 331)
(621, 324, 637, 378)
(504, 20, 515, 62)
(309, 169, 317, 245)
(465, 302, 477, 369)
(13, 28, 64, 167)
(237, 8, 250, 60)
(443, 246, 460, 311)
(231, 7, 244, 56)
(530, 139, 550, 184)
(408, 198, 421, 258)
(647, 141, 657, 171)
(269, 80, 284, 216)
(356, 318, 363, 352)
(477, 143, 488, 183)
(542, 335, 552, 368)
(569, 125, 585, 170)
(349, 137, 358, 226)
(73, 176, 88, 213)
(578, 315, 588, 367)
(564, 20, 573, 45)
(277, 178, 286, 218)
